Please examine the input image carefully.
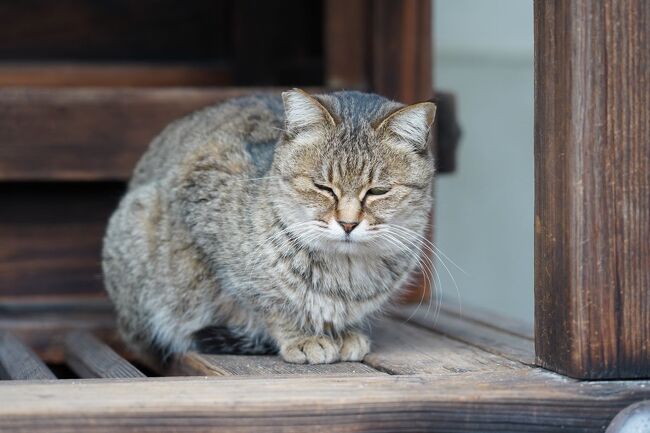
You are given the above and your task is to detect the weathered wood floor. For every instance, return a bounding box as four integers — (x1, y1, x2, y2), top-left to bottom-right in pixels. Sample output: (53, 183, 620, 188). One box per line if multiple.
(0, 300, 648, 432)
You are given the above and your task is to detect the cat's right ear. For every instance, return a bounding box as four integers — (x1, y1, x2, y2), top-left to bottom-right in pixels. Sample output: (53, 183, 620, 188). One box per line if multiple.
(282, 88, 336, 137)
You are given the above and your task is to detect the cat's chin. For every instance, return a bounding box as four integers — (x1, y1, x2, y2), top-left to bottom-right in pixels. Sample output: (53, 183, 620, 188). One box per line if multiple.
(314, 238, 379, 256)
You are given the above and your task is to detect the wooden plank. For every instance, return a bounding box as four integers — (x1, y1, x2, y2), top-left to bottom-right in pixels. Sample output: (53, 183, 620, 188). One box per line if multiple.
(0, 331, 56, 380)
(0, 1, 233, 62)
(0, 63, 232, 87)
(0, 373, 648, 432)
(371, 0, 432, 103)
(0, 299, 117, 364)
(324, 0, 370, 89)
(64, 331, 144, 379)
(365, 318, 524, 375)
(171, 353, 381, 377)
(393, 307, 536, 366)
(0, 182, 124, 299)
(535, 0, 650, 379)
(230, 1, 324, 86)
(0, 87, 290, 181)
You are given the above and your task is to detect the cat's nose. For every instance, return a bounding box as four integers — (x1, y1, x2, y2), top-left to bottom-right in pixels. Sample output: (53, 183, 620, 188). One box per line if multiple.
(338, 221, 359, 234)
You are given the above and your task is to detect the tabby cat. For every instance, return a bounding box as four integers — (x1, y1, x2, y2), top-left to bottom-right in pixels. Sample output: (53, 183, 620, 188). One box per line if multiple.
(103, 89, 435, 364)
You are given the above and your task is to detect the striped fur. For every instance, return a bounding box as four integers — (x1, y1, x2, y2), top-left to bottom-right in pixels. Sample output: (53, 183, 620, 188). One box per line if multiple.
(103, 90, 435, 364)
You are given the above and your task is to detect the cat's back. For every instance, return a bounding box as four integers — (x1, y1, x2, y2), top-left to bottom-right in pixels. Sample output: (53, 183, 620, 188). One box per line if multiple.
(129, 94, 284, 189)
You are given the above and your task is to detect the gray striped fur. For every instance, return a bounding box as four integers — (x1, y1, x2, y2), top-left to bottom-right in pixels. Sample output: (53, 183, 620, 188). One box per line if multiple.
(102, 89, 435, 364)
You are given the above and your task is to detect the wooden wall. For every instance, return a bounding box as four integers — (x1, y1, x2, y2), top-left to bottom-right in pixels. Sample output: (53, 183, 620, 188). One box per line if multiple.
(0, 0, 434, 302)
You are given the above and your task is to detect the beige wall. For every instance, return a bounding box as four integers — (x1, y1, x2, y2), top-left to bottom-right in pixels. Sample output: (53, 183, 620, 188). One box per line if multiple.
(433, 0, 534, 324)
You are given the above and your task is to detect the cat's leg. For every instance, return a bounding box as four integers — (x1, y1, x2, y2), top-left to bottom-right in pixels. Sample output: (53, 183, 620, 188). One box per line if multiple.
(268, 321, 341, 364)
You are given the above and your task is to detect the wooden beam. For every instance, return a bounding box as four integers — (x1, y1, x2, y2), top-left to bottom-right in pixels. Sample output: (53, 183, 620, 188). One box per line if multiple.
(534, 0, 650, 378)
(0, 331, 56, 380)
(64, 331, 145, 379)
(0, 63, 232, 87)
(171, 353, 380, 377)
(0, 373, 648, 432)
(0, 87, 304, 181)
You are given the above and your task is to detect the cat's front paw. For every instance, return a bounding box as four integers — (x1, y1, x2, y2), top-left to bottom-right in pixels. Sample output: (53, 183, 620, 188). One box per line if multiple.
(339, 331, 370, 361)
(280, 336, 340, 364)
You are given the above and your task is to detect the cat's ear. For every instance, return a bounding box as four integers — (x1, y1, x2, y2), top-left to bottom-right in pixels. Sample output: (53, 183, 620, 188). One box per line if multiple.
(375, 102, 437, 152)
(282, 88, 336, 137)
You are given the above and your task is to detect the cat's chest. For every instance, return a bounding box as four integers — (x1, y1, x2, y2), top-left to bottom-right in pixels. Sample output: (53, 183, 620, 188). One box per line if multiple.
(287, 254, 400, 330)
(312, 254, 401, 294)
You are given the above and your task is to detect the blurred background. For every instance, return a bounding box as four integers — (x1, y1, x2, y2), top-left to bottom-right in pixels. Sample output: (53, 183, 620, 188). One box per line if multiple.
(434, 0, 534, 324)
(0, 0, 534, 326)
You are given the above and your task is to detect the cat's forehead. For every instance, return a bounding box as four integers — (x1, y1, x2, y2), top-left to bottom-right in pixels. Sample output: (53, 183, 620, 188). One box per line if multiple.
(317, 142, 411, 188)
(319, 91, 401, 129)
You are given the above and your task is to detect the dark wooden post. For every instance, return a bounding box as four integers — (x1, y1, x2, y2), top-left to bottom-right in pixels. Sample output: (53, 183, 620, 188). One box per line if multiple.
(535, 0, 649, 379)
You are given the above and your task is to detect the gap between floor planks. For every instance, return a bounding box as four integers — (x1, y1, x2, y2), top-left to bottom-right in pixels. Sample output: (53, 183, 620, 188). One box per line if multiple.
(0, 301, 534, 380)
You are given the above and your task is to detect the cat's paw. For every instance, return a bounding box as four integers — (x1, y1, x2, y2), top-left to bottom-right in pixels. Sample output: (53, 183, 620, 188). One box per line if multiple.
(339, 331, 370, 361)
(280, 336, 340, 364)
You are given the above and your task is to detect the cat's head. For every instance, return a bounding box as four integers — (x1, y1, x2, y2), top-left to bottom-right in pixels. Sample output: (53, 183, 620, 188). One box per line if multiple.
(271, 89, 435, 256)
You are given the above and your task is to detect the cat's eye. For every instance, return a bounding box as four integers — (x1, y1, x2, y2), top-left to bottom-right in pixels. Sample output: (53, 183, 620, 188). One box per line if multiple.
(366, 187, 391, 196)
(314, 183, 335, 196)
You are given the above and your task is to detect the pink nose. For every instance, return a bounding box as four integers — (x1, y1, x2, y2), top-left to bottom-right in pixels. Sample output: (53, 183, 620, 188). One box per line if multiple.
(338, 221, 359, 234)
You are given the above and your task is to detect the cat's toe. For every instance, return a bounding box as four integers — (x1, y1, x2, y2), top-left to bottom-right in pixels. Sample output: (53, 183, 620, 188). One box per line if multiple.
(302, 336, 339, 364)
(281, 345, 308, 364)
(280, 336, 340, 364)
(340, 331, 370, 361)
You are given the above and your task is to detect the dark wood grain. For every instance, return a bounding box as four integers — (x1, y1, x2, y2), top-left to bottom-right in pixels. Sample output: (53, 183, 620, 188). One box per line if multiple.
(0, 88, 286, 181)
(64, 331, 144, 379)
(0, 182, 124, 298)
(324, 0, 370, 89)
(535, 0, 650, 379)
(0, 373, 648, 432)
(230, 0, 324, 86)
(0, 63, 232, 87)
(0, 331, 56, 380)
(365, 318, 524, 375)
(0, 0, 233, 61)
(171, 353, 380, 377)
(371, 0, 432, 104)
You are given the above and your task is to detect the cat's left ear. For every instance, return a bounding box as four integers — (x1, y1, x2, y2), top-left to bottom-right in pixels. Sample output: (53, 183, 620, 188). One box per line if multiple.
(282, 88, 336, 137)
(376, 102, 437, 152)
